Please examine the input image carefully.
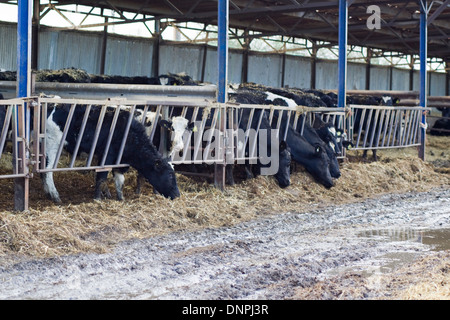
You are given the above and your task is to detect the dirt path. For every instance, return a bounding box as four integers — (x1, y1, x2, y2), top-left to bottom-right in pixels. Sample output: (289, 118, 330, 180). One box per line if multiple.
(0, 187, 449, 300)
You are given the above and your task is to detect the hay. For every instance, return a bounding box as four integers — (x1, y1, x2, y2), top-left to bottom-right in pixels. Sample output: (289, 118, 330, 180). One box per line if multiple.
(0, 136, 449, 259)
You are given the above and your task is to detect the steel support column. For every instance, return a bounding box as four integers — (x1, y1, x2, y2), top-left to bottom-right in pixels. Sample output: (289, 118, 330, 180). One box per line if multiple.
(419, 0, 428, 160)
(215, 0, 228, 190)
(15, 0, 32, 211)
(337, 0, 348, 110)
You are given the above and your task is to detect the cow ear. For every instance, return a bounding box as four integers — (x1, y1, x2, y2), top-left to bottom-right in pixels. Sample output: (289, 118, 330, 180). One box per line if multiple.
(279, 140, 287, 151)
(393, 97, 400, 104)
(160, 120, 172, 130)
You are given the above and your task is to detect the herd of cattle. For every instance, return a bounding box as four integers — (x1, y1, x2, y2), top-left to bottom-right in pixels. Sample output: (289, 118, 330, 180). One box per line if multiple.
(0, 70, 449, 203)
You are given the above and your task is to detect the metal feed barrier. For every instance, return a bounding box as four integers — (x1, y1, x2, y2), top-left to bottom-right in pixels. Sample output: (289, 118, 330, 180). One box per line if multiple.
(0, 96, 428, 211)
(348, 104, 429, 152)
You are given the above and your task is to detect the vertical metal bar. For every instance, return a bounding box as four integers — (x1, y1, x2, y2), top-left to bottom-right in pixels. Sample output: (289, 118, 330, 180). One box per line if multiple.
(32, 100, 40, 173)
(419, 0, 427, 160)
(368, 109, 380, 148)
(116, 105, 136, 165)
(69, 104, 92, 168)
(249, 109, 264, 160)
(53, 104, 76, 169)
(283, 110, 292, 141)
(381, 109, 391, 147)
(39, 102, 48, 170)
(338, 0, 348, 110)
(100, 104, 121, 166)
(375, 109, 386, 148)
(355, 108, 365, 148)
(0, 105, 13, 156)
(86, 105, 107, 167)
(149, 105, 161, 141)
(391, 110, 401, 147)
(181, 106, 199, 162)
(363, 109, 374, 148)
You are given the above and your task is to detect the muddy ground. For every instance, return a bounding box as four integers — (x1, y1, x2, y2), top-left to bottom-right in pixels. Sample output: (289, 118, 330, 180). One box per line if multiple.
(0, 135, 449, 300)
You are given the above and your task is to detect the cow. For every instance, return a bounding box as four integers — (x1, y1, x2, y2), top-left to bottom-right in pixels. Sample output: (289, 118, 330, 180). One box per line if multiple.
(229, 89, 292, 188)
(231, 87, 335, 188)
(238, 84, 344, 181)
(41, 104, 180, 203)
(123, 107, 195, 194)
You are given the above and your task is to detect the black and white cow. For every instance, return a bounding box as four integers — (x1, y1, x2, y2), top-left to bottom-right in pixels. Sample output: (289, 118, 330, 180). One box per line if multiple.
(42, 104, 180, 203)
(122, 107, 195, 193)
(231, 86, 334, 188)
(229, 89, 292, 188)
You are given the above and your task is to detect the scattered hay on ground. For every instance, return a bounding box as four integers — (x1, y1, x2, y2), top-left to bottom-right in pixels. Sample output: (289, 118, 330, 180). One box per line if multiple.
(0, 136, 449, 259)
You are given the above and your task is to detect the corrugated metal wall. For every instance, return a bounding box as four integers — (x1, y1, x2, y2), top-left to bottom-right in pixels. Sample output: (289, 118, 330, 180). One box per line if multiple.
(0, 22, 447, 96)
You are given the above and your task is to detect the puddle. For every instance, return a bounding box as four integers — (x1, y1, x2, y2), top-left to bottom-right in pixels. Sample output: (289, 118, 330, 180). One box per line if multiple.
(358, 227, 450, 252)
(327, 228, 450, 278)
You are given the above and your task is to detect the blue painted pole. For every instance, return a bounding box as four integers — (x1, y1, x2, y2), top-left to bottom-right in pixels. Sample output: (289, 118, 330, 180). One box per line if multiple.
(337, 0, 348, 110)
(15, 0, 31, 211)
(419, 0, 427, 160)
(17, 0, 31, 98)
(215, 0, 228, 190)
(217, 0, 228, 104)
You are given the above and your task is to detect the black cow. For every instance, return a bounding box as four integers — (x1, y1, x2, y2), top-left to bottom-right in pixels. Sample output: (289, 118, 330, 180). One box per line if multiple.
(42, 104, 180, 203)
(215, 89, 291, 188)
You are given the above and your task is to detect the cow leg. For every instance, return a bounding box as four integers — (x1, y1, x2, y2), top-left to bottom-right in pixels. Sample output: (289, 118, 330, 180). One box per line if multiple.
(135, 173, 145, 194)
(42, 112, 63, 203)
(113, 171, 125, 201)
(244, 164, 254, 179)
(225, 164, 235, 185)
(362, 149, 369, 160)
(94, 171, 110, 200)
(372, 149, 378, 161)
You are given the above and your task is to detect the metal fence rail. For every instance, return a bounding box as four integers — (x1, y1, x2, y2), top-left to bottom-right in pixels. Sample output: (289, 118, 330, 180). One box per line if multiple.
(0, 98, 30, 179)
(0, 96, 432, 211)
(348, 104, 429, 151)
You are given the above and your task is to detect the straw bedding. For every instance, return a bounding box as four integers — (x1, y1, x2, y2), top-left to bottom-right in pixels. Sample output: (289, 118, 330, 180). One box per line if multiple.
(0, 135, 449, 258)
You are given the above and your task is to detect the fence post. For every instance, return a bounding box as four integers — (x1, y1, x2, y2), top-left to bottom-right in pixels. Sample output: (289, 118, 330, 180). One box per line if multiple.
(215, 0, 228, 190)
(15, 0, 32, 211)
(419, 0, 428, 160)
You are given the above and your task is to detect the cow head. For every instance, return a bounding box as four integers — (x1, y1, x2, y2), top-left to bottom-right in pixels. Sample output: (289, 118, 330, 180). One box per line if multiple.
(274, 140, 291, 188)
(144, 157, 180, 200)
(160, 117, 196, 157)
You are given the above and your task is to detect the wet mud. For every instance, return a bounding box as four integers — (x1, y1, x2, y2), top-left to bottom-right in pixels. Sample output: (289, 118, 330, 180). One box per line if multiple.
(0, 187, 448, 300)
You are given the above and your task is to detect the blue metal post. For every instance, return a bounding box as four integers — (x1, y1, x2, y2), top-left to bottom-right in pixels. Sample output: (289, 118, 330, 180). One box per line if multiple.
(419, 0, 427, 160)
(337, 0, 348, 110)
(217, 0, 228, 104)
(17, 0, 31, 98)
(215, 0, 228, 190)
(15, 0, 32, 211)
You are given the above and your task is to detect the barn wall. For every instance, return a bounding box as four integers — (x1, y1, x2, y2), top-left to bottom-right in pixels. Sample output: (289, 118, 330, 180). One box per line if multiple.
(284, 56, 311, 89)
(370, 66, 391, 90)
(0, 23, 17, 71)
(0, 21, 448, 97)
(391, 68, 410, 91)
(315, 60, 338, 90)
(247, 53, 283, 87)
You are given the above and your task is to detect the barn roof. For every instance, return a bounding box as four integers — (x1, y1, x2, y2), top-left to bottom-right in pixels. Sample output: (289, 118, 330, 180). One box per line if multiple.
(43, 0, 450, 62)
